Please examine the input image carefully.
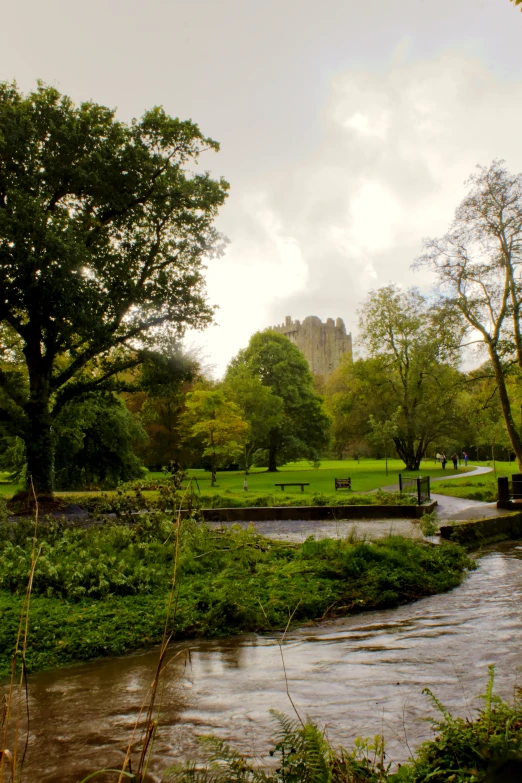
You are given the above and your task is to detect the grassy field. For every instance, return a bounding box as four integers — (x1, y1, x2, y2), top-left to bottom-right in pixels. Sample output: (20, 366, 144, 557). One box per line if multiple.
(1, 459, 473, 503)
(159, 458, 471, 497)
(432, 459, 518, 502)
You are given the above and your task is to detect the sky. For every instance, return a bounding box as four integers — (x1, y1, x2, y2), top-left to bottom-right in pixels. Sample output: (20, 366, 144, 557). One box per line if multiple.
(2, 0, 522, 374)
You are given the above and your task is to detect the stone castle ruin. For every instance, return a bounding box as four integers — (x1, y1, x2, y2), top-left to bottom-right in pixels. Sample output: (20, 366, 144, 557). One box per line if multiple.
(270, 315, 352, 377)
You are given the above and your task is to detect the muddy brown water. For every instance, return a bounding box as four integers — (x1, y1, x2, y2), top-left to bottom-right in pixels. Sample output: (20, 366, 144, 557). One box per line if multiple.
(5, 542, 522, 782)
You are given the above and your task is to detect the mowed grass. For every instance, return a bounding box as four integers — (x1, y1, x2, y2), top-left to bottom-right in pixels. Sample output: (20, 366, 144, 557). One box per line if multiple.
(153, 458, 471, 500)
(432, 460, 518, 502)
(0, 460, 473, 502)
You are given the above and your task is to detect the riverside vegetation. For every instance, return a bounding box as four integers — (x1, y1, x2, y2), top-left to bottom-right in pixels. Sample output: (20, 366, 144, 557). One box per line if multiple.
(167, 667, 522, 783)
(0, 496, 471, 678)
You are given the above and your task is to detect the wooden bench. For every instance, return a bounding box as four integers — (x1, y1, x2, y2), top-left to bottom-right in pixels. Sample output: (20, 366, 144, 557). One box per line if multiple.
(334, 478, 352, 490)
(274, 483, 310, 492)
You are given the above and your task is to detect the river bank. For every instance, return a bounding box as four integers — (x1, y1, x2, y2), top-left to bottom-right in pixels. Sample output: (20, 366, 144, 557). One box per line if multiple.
(0, 514, 471, 678)
(2, 541, 520, 782)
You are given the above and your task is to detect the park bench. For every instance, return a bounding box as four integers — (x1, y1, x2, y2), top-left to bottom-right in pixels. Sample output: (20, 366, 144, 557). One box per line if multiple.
(334, 478, 352, 490)
(274, 482, 310, 492)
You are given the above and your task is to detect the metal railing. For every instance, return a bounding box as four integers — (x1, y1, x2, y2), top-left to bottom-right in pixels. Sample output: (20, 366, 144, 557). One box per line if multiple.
(399, 474, 431, 505)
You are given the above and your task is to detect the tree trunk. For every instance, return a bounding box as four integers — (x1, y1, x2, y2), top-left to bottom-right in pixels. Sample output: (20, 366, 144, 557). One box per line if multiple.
(267, 445, 278, 472)
(24, 388, 54, 497)
(267, 430, 279, 472)
(489, 348, 522, 470)
(394, 437, 421, 471)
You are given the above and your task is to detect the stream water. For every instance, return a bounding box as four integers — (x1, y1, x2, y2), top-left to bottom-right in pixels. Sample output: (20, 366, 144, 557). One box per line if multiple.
(7, 542, 522, 782)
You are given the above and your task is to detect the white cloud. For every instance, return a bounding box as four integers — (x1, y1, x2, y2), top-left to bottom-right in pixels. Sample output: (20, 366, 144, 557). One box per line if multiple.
(192, 49, 522, 375)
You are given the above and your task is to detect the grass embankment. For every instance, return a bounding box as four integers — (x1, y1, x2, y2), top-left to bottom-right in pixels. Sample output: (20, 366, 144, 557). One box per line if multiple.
(433, 460, 517, 502)
(63, 488, 418, 512)
(0, 513, 472, 679)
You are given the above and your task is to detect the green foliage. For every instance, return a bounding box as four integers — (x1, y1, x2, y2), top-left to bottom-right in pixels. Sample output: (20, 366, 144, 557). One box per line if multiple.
(419, 510, 440, 536)
(0, 516, 471, 677)
(226, 331, 331, 471)
(327, 286, 467, 471)
(180, 389, 249, 484)
(410, 666, 522, 782)
(417, 161, 522, 468)
(61, 488, 418, 511)
(167, 667, 522, 783)
(0, 80, 228, 494)
(224, 369, 284, 472)
(54, 392, 146, 489)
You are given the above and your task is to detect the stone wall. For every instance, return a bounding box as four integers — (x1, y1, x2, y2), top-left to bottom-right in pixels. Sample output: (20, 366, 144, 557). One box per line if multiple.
(269, 315, 352, 376)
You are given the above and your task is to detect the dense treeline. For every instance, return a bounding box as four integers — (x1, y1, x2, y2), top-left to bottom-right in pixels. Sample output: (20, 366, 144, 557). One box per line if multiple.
(1, 290, 521, 488)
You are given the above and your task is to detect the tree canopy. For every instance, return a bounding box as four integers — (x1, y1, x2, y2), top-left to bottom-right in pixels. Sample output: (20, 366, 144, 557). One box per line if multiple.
(327, 286, 466, 470)
(226, 331, 330, 471)
(180, 389, 248, 486)
(0, 81, 228, 496)
(416, 161, 522, 468)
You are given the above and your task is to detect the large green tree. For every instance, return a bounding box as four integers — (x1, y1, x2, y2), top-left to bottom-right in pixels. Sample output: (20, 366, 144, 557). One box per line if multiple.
(0, 82, 228, 496)
(416, 161, 522, 468)
(226, 331, 331, 471)
(180, 389, 248, 486)
(328, 286, 465, 470)
(224, 368, 284, 474)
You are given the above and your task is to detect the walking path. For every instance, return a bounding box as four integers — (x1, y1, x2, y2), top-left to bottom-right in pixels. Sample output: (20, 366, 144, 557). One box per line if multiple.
(378, 464, 507, 521)
(379, 463, 492, 493)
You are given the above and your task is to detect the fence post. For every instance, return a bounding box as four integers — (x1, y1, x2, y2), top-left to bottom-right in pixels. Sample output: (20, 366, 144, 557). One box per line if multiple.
(399, 474, 403, 493)
(427, 476, 430, 501)
(498, 476, 510, 503)
(512, 473, 522, 499)
(417, 477, 421, 506)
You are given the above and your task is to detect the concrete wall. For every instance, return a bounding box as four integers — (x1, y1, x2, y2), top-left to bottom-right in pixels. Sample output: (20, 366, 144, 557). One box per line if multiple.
(185, 501, 436, 523)
(439, 512, 522, 547)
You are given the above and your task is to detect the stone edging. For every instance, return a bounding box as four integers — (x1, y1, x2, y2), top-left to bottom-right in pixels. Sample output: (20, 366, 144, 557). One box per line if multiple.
(439, 512, 522, 547)
(190, 501, 437, 523)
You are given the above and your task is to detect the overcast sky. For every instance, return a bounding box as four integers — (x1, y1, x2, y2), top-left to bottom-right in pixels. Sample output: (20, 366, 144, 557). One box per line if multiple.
(3, 0, 522, 373)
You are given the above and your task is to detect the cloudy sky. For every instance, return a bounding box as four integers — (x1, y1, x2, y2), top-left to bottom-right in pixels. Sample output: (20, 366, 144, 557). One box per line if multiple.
(3, 0, 522, 373)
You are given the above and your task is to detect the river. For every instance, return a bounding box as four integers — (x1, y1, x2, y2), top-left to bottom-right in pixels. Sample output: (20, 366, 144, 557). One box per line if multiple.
(7, 542, 522, 782)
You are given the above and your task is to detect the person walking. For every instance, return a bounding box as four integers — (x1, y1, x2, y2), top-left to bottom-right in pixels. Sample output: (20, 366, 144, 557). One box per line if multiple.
(436, 452, 441, 463)
(441, 453, 447, 470)
(463, 451, 469, 467)
(452, 452, 458, 470)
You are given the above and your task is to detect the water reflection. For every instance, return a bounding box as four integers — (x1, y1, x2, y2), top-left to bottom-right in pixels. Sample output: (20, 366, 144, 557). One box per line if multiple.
(3, 543, 522, 782)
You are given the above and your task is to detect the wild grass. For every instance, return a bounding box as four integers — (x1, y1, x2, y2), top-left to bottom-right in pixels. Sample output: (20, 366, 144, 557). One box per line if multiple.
(61, 488, 419, 513)
(0, 508, 472, 678)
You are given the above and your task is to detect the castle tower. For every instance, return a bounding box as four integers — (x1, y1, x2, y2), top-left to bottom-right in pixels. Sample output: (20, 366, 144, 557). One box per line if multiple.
(269, 315, 352, 376)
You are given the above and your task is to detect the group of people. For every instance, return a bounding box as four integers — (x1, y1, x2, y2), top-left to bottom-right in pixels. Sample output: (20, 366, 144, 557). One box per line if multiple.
(435, 451, 469, 469)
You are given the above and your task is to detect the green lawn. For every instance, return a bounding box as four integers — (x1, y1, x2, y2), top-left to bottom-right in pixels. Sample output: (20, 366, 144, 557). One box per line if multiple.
(177, 458, 471, 498)
(432, 459, 517, 502)
(0, 459, 473, 503)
